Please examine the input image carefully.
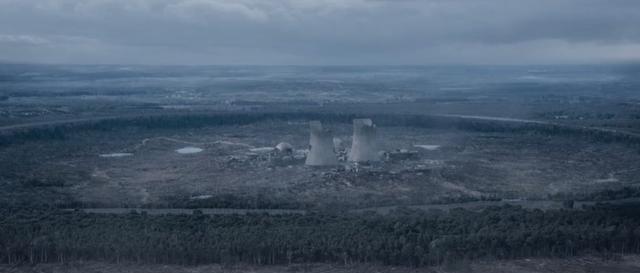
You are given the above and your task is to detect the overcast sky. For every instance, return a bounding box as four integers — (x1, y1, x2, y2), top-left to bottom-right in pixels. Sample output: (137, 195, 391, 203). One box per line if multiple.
(1, 0, 639, 65)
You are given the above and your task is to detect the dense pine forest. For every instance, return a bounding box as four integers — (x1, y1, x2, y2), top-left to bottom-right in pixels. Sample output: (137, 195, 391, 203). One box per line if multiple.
(2, 204, 640, 266)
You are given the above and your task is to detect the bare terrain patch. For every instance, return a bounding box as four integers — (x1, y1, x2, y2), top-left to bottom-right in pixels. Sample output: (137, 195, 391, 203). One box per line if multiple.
(2, 119, 640, 208)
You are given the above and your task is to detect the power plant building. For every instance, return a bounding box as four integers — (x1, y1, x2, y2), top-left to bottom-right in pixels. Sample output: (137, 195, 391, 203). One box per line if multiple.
(348, 118, 380, 162)
(305, 121, 338, 166)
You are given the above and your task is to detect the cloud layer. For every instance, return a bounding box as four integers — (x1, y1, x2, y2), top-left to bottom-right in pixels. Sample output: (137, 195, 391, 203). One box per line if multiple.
(1, 0, 639, 65)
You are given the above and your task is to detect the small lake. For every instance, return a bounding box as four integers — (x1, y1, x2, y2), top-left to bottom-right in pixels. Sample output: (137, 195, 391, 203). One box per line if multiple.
(414, 144, 441, 151)
(176, 147, 203, 154)
(99, 153, 133, 158)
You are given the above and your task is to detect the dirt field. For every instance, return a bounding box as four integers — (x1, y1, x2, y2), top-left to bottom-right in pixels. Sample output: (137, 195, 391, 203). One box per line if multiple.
(2, 118, 639, 209)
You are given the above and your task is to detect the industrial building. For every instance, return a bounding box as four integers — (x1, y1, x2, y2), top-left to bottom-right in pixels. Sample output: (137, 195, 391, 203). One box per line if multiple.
(305, 121, 338, 166)
(348, 118, 380, 162)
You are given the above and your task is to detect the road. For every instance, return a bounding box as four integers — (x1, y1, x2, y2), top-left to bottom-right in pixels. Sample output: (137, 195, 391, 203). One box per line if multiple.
(0, 115, 125, 132)
(68, 208, 306, 215)
(436, 113, 640, 138)
(3, 112, 639, 139)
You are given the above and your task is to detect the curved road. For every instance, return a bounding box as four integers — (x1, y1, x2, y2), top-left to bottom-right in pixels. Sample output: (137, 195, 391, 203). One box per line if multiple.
(0, 115, 125, 132)
(2, 113, 639, 139)
(439, 114, 640, 138)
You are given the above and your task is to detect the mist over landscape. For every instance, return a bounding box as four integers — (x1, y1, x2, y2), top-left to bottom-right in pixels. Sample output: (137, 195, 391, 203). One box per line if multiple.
(2, 1, 640, 273)
(1, 0, 640, 65)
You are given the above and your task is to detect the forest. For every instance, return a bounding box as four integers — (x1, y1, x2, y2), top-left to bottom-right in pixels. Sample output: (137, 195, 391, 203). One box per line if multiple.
(2, 204, 640, 267)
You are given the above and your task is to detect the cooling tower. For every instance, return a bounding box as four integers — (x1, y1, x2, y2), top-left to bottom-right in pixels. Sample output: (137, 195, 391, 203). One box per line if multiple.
(305, 121, 338, 166)
(348, 118, 379, 162)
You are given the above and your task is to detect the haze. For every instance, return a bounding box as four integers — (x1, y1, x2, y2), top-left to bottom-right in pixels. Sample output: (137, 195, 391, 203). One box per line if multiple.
(1, 0, 640, 65)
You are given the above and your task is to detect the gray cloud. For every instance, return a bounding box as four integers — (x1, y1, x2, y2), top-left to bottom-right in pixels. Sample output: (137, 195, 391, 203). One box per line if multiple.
(0, 34, 49, 45)
(0, 0, 639, 65)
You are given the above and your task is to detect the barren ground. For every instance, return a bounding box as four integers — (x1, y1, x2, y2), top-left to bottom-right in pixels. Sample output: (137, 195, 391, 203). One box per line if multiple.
(2, 119, 639, 209)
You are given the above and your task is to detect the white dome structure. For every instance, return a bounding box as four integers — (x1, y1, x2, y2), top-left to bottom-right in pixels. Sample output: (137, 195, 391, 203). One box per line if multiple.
(275, 142, 294, 153)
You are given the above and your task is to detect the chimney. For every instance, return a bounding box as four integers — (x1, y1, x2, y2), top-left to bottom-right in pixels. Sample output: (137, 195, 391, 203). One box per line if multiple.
(348, 118, 379, 162)
(305, 121, 338, 166)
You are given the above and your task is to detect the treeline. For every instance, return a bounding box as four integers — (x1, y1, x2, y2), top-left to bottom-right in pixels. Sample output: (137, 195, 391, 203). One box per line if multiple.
(0, 185, 308, 211)
(2, 204, 640, 266)
(552, 187, 640, 202)
(160, 193, 309, 210)
(587, 187, 640, 201)
(2, 112, 640, 147)
(0, 127, 66, 146)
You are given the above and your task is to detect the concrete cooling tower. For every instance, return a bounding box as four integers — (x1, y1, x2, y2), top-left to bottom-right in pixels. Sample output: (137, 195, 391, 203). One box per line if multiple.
(305, 121, 338, 166)
(348, 118, 380, 162)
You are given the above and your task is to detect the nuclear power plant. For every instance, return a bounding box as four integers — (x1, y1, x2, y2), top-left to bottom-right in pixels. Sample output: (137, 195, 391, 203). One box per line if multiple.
(305, 121, 339, 166)
(303, 118, 384, 166)
(348, 118, 380, 162)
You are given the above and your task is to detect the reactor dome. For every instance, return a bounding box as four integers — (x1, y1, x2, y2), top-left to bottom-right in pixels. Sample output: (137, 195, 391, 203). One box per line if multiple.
(275, 142, 294, 153)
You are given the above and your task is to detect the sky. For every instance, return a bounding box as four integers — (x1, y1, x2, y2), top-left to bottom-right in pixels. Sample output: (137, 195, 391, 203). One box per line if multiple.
(0, 0, 639, 65)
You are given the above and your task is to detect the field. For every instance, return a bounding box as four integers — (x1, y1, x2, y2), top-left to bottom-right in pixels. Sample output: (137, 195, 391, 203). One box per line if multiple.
(2, 112, 639, 210)
(2, 64, 640, 271)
